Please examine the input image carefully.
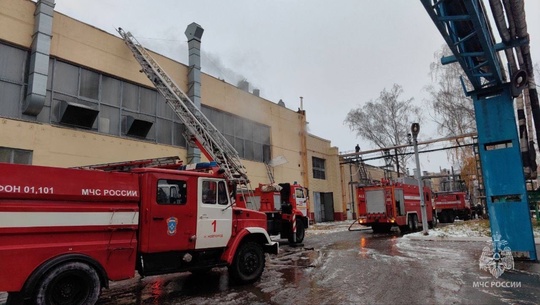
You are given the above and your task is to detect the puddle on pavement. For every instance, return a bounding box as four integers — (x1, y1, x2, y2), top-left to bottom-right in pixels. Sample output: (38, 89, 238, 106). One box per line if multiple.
(269, 246, 319, 268)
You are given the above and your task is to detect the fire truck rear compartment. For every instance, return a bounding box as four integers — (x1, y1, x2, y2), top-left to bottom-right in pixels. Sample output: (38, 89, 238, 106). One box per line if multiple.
(365, 190, 386, 214)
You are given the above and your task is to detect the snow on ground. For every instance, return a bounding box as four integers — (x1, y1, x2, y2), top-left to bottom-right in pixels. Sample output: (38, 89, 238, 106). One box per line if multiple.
(407, 219, 540, 238)
(306, 219, 540, 239)
(306, 220, 362, 235)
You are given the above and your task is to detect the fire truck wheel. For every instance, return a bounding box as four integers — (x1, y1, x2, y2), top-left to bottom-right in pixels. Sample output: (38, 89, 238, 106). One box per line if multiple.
(448, 211, 455, 223)
(408, 214, 418, 232)
(6, 292, 25, 305)
(399, 225, 409, 234)
(34, 262, 101, 305)
(288, 219, 305, 243)
(229, 241, 265, 283)
(429, 214, 437, 229)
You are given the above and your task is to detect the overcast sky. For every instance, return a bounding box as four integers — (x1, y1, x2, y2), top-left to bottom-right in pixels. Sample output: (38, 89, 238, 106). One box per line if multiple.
(53, 0, 540, 173)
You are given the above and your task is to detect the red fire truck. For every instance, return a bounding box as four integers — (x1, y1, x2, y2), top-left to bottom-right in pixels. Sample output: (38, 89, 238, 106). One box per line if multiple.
(236, 182, 309, 243)
(115, 28, 310, 246)
(356, 179, 435, 233)
(0, 160, 278, 305)
(433, 191, 471, 223)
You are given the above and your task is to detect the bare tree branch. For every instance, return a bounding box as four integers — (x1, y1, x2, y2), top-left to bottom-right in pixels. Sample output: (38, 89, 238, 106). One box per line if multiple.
(426, 46, 477, 167)
(344, 84, 422, 176)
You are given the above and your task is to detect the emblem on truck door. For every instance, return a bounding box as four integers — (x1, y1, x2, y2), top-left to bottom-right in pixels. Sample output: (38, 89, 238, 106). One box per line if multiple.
(167, 217, 178, 236)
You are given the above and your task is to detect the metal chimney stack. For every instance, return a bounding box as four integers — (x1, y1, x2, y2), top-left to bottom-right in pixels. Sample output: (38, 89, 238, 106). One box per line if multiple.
(24, 0, 55, 116)
(184, 22, 204, 163)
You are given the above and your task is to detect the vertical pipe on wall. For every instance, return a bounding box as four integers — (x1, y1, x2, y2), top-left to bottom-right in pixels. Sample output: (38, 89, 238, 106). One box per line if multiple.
(24, 0, 55, 116)
(184, 23, 204, 163)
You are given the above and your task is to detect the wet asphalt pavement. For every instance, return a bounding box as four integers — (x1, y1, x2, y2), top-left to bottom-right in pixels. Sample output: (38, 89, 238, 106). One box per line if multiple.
(1, 222, 540, 304)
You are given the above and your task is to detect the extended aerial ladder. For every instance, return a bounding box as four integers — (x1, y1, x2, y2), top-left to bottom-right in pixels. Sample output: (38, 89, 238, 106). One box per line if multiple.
(420, 0, 537, 260)
(116, 28, 250, 188)
(76, 156, 183, 172)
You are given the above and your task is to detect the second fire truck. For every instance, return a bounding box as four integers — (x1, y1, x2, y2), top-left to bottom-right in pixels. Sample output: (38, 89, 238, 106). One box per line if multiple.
(357, 178, 435, 233)
(433, 191, 471, 223)
(237, 182, 309, 243)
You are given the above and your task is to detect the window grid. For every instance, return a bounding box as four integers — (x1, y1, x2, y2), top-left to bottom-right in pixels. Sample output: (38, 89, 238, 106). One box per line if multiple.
(0, 147, 33, 164)
(0, 42, 271, 161)
(312, 157, 326, 180)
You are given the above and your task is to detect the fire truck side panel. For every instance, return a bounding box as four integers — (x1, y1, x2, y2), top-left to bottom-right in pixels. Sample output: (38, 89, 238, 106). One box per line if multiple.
(357, 183, 433, 229)
(0, 163, 139, 202)
(357, 188, 367, 215)
(0, 163, 140, 292)
(138, 172, 197, 254)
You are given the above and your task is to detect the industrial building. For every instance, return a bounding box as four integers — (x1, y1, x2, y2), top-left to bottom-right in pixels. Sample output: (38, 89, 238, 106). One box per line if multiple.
(0, 0, 347, 221)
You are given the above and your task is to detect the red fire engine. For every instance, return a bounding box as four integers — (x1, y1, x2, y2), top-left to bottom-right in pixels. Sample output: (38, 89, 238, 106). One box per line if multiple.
(356, 179, 435, 233)
(0, 159, 278, 305)
(433, 191, 471, 223)
(113, 28, 310, 246)
(0, 27, 285, 305)
(236, 182, 309, 243)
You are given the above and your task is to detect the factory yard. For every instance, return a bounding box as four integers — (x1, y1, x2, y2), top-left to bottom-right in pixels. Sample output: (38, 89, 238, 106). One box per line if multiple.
(3, 220, 538, 305)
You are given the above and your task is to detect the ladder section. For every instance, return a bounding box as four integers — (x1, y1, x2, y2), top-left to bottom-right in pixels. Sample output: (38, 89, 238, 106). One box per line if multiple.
(116, 28, 249, 185)
(355, 157, 371, 186)
(472, 136, 485, 208)
(76, 156, 182, 172)
(265, 162, 275, 184)
(341, 155, 371, 186)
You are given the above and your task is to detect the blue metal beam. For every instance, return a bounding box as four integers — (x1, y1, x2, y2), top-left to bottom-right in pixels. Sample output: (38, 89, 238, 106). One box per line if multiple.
(420, 0, 504, 92)
(420, 0, 537, 260)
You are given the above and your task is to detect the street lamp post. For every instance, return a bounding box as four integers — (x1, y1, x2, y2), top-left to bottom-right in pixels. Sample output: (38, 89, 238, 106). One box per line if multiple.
(411, 123, 429, 235)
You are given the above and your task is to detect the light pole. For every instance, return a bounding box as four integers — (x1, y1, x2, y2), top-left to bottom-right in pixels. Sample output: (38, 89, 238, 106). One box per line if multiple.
(411, 123, 429, 235)
(383, 149, 392, 179)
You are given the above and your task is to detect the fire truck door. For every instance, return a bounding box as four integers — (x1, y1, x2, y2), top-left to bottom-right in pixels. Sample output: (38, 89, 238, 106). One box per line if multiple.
(143, 177, 196, 253)
(395, 189, 406, 216)
(295, 187, 308, 216)
(196, 179, 232, 249)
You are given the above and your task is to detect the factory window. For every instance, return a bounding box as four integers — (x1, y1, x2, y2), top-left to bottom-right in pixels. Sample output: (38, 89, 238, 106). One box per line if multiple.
(99, 105, 120, 135)
(173, 122, 187, 147)
(122, 82, 139, 111)
(79, 68, 100, 100)
(43, 58, 187, 146)
(0, 43, 28, 119)
(0, 147, 33, 164)
(201, 106, 271, 162)
(157, 118, 173, 144)
(312, 157, 326, 180)
(53, 61, 79, 95)
(0, 43, 184, 147)
(140, 87, 156, 115)
(101, 76, 122, 106)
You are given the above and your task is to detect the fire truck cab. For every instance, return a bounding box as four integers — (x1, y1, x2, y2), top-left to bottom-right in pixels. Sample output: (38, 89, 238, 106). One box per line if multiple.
(237, 182, 309, 243)
(0, 162, 278, 305)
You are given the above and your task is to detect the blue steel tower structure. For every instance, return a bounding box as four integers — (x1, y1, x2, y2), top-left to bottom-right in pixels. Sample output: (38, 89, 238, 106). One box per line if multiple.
(420, 0, 537, 260)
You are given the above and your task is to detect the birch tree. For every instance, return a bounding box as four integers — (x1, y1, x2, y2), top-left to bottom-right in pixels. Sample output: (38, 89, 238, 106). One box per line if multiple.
(426, 46, 476, 137)
(344, 83, 421, 176)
